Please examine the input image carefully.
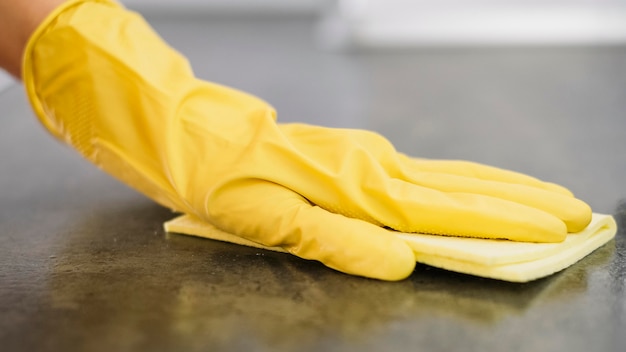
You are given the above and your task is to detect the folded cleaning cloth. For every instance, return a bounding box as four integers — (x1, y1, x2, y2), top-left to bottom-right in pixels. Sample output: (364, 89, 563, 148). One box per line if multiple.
(164, 213, 616, 282)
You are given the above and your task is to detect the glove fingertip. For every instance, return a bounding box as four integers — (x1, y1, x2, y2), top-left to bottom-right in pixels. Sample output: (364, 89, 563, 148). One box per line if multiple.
(379, 238, 417, 281)
(339, 237, 416, 281)
(563, 199, 593, 233)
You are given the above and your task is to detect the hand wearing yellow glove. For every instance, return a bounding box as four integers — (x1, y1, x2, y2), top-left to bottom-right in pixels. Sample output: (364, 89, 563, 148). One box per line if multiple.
(23, 0, 592, 281)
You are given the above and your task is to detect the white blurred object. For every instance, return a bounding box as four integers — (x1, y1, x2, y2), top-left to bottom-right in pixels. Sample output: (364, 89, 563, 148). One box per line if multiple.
(0, 70, 14, 93)
(121, 0, 323, 14)
(319, 0, 626, 47)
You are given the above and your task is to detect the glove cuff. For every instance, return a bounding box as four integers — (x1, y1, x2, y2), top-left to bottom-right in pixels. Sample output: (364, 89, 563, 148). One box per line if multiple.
(21, 0, 191, 211)
(23, 0, 119, 152)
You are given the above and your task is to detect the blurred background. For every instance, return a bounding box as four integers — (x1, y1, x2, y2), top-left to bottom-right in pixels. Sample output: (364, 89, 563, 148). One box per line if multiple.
(3, 0, 626, 213)
(320, 0, 626, 48)
(3, 0, 626, 88)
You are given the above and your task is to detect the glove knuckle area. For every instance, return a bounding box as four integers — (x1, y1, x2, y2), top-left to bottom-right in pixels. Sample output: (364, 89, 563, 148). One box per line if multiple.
(279, 124, 399, 168)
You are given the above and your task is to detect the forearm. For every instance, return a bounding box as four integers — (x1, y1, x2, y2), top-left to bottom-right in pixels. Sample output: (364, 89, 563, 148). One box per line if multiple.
(0, 0, 66, 78)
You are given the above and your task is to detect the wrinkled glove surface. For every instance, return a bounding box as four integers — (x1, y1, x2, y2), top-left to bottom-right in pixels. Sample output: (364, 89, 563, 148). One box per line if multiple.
(23, 0, 592, 280)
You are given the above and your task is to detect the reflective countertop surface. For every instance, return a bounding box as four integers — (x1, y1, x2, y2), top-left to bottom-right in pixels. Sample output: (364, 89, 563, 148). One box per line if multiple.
(1, 15, 625, 352)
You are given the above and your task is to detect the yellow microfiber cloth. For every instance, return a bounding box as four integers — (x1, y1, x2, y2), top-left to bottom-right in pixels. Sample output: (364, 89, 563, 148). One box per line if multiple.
(164, 213, 616, 282)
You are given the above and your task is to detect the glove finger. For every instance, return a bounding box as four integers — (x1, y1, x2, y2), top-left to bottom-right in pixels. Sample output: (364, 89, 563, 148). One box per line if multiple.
(361, 178, 571, 242)
(398, 155, 574, 196)
(395, 171, 591, 233)
(205, 179, 416, 281)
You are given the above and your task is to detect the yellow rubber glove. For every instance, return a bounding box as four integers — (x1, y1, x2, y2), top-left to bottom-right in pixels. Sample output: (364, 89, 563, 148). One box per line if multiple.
(23, 0, 592, 281)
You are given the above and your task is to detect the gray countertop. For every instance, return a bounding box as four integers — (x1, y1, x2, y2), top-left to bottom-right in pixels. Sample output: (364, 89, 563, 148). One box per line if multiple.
(1, 15, 625, 352)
